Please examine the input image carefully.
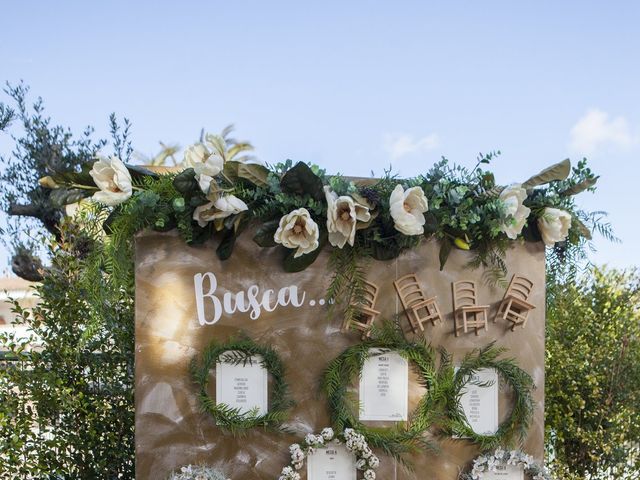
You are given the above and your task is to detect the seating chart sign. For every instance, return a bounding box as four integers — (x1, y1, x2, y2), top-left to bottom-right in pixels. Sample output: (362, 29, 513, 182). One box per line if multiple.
(215, 354, 268, 415)
(307, 443, 356, 480)
(480, 464, 524, 480)
(459, 367, 499, 435)
(135, 231, 546, 479)
(359, 349, 408, 421)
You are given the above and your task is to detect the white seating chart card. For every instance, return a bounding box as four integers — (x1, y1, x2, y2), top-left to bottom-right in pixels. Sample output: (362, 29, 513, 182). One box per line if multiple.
(459, 367, 499, 435)
(479, 464, 524, 479)
(359, 349, 408, 421)
(307, 442, 356, 480)
(215, 353, 268, 415)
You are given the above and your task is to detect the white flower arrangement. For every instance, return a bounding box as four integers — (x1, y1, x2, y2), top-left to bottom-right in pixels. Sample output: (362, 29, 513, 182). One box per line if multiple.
(461, 448, 551, 480)
(278, 427, 380, 480)
(168, 464, 229, 480)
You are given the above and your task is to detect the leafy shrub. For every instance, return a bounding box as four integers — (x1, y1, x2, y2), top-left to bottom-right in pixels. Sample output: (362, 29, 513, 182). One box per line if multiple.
(0, 219, 134, 479)
(546, 268, 640, 479)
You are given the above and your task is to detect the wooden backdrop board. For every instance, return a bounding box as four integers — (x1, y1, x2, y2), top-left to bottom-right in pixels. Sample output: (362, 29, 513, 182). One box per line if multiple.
(135, 229, 545, 479)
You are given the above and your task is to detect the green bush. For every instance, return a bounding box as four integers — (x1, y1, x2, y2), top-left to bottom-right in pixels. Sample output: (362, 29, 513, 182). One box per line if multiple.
(545, 268, 640, 479)
(0, 220, 134, 479)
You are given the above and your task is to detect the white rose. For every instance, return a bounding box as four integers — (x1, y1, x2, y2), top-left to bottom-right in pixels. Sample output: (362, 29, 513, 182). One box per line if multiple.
(183, 143, 225, 194)
(537, 207, 572, 246)
(389, 185, 428, 236)
(274, 208, 320, 258)
(499, 184, 531, 239)
(89, 156, 133, 206)
(192, 195, 248, 227)
(324, 187, 370, 248)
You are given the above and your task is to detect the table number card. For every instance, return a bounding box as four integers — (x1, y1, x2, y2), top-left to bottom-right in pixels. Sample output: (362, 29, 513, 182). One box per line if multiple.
(215, 354, 268, 415)
(480, 464, 524, 480)
(359, 349, 408, 421)
(307, 442, 356, 480)
(458, 367, 499, 435)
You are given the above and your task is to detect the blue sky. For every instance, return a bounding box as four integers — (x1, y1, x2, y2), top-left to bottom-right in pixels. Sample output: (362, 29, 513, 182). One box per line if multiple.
(1, 1, 638, 270)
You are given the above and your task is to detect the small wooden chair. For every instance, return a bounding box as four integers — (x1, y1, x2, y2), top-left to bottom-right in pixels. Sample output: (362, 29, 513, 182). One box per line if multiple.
(393, 273, 443, 333)
(452, 280, 490, 336)
(496, 275, 536, 331)
(343, 280, 381, 339)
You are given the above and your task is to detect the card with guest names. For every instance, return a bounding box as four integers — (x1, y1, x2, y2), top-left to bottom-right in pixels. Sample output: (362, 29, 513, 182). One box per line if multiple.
(458, 367, 499, 436)
(307, 442, 357, 480)
(359, 349, 408, 421)
(478, 464, 524, 480)
(215, 353, 268, 415)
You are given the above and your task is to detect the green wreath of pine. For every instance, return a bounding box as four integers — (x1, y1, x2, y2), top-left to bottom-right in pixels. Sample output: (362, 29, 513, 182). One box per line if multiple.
(322, 321, 439, 461)
(190, 334, 293, 435)
(439, 342, 535, 450)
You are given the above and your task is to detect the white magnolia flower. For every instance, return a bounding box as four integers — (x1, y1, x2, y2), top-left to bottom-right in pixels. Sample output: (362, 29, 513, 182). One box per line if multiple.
(89, 156, 133, 206)
(324, 187, 371, 248)
(499, 184, 531, 239)
(537, 207, 572, 246)
(274, 208, 320, 258)
(364, 469, 376, 480)
(192, 195, 248, 227)
(183, 143, 225, 194)
(389, 184, 429, 236)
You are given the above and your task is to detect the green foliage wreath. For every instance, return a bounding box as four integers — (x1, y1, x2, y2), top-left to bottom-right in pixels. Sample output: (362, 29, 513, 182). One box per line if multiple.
(189, 335, 293, 435)
(322, 322, 439, 460)
(438, 342, 535, 450)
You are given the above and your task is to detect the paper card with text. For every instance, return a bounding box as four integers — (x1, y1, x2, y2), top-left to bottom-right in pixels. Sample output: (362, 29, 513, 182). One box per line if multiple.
(307, 442, 357, 480)
(458, 367, 499, 436)
(359, 349, 408, 421)
(215, 354, 268, 415)
(479, 464, 524, 480)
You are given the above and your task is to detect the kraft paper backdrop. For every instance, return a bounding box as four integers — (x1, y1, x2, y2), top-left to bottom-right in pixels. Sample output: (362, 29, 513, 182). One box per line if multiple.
(135, 229, 545, 479)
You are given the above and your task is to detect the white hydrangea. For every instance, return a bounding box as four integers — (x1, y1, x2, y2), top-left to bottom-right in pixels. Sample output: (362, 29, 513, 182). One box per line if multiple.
(320, 427, 334, 441)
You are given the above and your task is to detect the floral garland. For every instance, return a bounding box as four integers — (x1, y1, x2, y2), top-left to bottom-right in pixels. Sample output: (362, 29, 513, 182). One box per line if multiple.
(40, 128, 608, 312)
(322, 322, 438, 459)
(459, 448, 551, 480)
(439, 343, 534, 450)
(278, 427, 380, 480)
(189, 335, 293, 434)
(168, 464, 229, 480)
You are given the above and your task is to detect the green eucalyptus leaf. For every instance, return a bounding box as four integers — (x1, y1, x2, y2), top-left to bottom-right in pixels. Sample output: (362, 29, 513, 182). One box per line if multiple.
(559, 176, 599, 197)
(439, 239, 452, 271)
(237, 163, 270, 187)
(253, 220, 280, 247)
(173, 168, 199, 195)
(280, 161, 324, 201)
(522, 159, 571, 189)
(49, 188, 91, 208)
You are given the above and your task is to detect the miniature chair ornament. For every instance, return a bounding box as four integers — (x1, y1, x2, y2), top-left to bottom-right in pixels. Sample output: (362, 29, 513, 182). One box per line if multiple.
(452, 280, 490, 336)
(496, 274, 535, 331)
(393, 273, 443, 333)
(343, 280, 381, 339)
